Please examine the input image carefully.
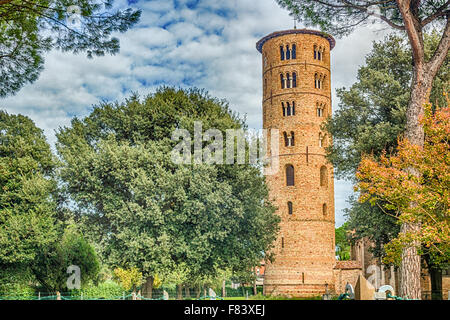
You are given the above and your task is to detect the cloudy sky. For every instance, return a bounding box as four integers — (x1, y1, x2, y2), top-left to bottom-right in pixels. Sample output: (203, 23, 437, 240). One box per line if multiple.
(1, 0, 392, 226)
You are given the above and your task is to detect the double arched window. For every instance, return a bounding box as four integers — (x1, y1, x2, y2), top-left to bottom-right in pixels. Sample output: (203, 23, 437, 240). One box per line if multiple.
(319, 132, 325, 147)
(286, 164, 295, 186)
(282, 101, 296, 116)
(316, 102, 326, 117)
(283, 131, 295, 147)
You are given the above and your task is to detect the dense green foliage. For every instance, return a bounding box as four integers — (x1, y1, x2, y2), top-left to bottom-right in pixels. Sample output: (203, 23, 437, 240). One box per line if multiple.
(56, 88, 280, 285)
(0, 0, 140, 97)
(325, 32, 449, 180)
(0, 111, 58, 266)
(0, 111, 99, 294)
(32, 224, 100, 292)
(335, 222, 351, 260)
(325, 33, 448, 258)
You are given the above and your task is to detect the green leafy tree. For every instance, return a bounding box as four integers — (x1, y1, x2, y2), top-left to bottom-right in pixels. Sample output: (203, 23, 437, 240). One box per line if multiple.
(356, 102, 449, 299)
(0, 111, 58, 268)
(0, 0, 141, 97)
(277, 0, 449, 299)
(322, 32, 448, 298)
(32, 224, 100, 293)
(326, 32, 449, 180)
(56, 88, 280, 299)
(335, 222, 351, 260)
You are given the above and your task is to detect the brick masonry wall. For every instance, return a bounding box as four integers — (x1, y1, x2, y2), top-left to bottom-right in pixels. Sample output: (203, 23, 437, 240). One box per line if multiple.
(259, 31, 336, 297)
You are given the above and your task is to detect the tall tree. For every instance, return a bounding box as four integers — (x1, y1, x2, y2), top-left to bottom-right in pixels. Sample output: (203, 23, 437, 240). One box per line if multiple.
(325, 32, 448, 259)
(326, 32, 449, 180)
(356, 101, 449, 299)
(277, 0, 449, 298)
(56, 88, 280, 298)
(0, 111, 58, 267)
(0, 0, 140, 97)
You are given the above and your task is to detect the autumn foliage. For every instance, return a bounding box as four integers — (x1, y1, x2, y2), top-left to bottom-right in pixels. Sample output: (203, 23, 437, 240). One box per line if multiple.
(356, 96, 449, 266)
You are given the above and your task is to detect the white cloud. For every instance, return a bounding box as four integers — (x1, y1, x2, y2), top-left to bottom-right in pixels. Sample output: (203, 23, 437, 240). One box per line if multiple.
(0, 0, 391, 226)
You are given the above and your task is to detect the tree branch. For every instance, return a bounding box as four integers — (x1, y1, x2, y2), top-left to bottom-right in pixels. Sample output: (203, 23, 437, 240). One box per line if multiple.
(426, 18, 450, 80)
(421, 1, 450, 26)
(396, 0, 425, 66)
(0, 0, 14, 5)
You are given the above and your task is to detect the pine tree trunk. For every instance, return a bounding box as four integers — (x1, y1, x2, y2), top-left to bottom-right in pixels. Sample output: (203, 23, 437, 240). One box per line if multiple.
(400, 65, 433, 300)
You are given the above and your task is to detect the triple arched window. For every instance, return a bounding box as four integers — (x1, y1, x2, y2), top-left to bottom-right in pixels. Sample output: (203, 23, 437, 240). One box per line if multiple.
(314, 73, 325, 89)
(314, 45, 325, 61)
(281, 72, 297, 89)
(282, 101, 296, 116)
(280, 44, 297, 61)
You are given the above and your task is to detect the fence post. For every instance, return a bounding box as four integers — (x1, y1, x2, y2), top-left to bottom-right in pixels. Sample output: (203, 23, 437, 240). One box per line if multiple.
(38, 292, 40, 300)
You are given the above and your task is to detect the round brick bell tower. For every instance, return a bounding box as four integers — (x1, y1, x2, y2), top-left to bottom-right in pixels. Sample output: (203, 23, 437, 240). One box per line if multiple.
(256, 29, 336, 297)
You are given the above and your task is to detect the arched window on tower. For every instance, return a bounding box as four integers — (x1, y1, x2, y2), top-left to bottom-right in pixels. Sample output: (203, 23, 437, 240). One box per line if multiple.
(314, 74, 318, 89)
(286, 45, 291, 60)
(290, 131, 295, 146)
(280, 45, 285, 61)
(286, 73, 291, 88)
(318, 48, 322, 60)
(322, 203, 327, 216)
(286, 102, 291, 116)
(292, 44, 296, 59)
(292, 101, 296, 115)
(280, 74, 285, 89)
(319, 132, 324, 147)
(288, 201, 293, 215)
(320, 166, 328, 187)
(286, 164, 294, 186)
(317, 103, 324, 117)
(292, 72, 297, 88)
(282, 102, 286, 116)
(314, 45, 318, 60)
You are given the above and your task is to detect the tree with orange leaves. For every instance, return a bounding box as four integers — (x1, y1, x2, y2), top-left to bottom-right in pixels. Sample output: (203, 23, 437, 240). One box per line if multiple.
(356, 97, 449, 299)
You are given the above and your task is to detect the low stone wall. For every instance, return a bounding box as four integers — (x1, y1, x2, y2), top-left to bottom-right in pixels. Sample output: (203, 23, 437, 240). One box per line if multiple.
(333, 260, 362, 294)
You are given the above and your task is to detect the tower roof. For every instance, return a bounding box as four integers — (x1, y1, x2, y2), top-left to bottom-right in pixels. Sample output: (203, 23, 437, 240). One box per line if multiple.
(256, 29, 336, 53)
